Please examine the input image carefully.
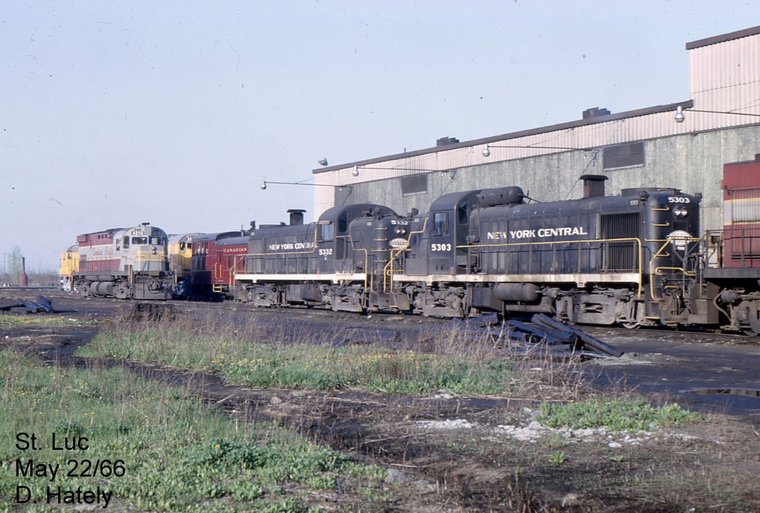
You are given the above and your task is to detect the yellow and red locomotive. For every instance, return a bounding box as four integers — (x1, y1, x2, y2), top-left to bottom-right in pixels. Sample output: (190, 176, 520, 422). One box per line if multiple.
(72, 223, 173, 299)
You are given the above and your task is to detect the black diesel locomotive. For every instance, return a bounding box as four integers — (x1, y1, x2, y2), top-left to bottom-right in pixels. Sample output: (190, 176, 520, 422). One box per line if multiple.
(232, 175, 717, 331)
(234, 204, 411, 312)
(391, 175, 711, 329)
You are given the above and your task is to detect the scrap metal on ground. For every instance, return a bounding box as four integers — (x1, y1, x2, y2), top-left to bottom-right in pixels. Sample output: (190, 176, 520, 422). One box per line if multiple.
(505, 314, 624, 358)
(0, 295, 55, 314)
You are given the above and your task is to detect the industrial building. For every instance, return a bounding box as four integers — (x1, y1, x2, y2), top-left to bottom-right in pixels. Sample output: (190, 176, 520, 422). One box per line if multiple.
(312, 25, 760, 234)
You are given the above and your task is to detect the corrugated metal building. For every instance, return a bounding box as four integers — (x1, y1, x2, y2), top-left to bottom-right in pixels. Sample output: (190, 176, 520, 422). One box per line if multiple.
(312, 26, 760, 234)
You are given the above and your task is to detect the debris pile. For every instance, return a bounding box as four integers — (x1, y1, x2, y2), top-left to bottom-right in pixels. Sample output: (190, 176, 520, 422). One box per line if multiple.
(0, 295, 55, 314)
(506, 314, 624, 358)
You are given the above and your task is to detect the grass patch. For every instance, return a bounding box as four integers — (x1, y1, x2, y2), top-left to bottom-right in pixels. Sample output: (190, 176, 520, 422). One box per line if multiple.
(0, 314, 95, 329)
(0, 350, 387, 512)
(538, 397, 701, 432)
(79, 323, 514, 395)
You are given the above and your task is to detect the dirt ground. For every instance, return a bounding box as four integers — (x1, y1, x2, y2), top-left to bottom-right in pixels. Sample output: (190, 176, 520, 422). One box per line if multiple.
(3, 290, 760, 512)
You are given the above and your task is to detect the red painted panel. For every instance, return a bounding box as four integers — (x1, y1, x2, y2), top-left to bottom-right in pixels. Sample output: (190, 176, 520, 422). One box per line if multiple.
(79, 259, 122, 273)
(722, 161, 760, 199)
(207, 241, 247, 286)
(722, 161, 760, 267)
(77, 230, 118, 247)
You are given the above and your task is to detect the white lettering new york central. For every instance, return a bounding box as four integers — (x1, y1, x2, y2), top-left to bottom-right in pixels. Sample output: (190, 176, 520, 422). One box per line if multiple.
(486, 226, 589, 241)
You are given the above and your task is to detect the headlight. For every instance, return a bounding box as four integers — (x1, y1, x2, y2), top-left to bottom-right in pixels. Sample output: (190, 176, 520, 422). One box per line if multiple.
(673, 206, 688, 218)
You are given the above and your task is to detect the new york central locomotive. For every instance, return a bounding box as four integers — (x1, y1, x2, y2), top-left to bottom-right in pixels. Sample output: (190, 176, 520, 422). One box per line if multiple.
(59, 161, 760, 335)
(392, 175, 707, 330)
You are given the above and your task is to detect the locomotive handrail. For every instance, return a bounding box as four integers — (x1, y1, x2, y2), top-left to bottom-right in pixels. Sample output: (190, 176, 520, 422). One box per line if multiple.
(228, 255, 245, 288)
(458, 237, 644, 298)
(350, 245, 369, 289)
(240, 230, 319, 280)
(383, 218, 428, 292)
(647, 236, 701, 301)
(383, 246, 407, 292)
(703, 230, 724, 268)
(236, 230, 371, 290)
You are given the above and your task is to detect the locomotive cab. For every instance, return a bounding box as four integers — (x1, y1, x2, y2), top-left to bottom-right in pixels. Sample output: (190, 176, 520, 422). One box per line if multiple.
(314, 204, 394, 274)
(404, 189, 485, 276)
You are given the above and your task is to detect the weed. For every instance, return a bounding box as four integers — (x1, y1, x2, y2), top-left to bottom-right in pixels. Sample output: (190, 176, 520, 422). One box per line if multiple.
(0, 314, 96, 329)
(0, 350, 388, 512)
(538, 397, 702, 432)
(548, 450, 567, 465)
(80, 317, 519, 395)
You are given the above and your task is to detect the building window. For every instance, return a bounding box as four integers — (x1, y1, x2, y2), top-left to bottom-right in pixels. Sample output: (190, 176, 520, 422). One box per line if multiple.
(401, 174, 428, 195)
(603, 142, 645, 170)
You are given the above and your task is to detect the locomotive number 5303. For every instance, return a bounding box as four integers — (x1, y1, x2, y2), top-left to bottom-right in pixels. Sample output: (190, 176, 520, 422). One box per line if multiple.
(431, 243, 452, 252)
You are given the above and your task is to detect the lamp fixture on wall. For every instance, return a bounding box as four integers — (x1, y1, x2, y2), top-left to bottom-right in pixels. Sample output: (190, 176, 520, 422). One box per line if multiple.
(674, 105, 760, 123)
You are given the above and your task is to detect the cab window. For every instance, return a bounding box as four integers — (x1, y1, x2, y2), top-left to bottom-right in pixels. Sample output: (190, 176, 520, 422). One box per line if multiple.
(320, 223, 334, 241)
(432, 212, 449, 236)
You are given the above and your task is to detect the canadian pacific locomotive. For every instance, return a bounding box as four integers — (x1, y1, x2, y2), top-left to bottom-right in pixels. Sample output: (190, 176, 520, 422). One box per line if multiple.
(189, 230, 249, 300)
(72, 223, 173, 299)
(702, 159, 760, 333)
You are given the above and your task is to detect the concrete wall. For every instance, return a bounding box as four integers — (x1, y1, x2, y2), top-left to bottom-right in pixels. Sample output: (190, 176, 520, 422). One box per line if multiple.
(334, 125, 760, 233)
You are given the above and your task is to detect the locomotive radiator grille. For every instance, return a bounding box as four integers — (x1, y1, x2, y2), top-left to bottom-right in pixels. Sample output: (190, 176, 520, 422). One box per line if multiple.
(601, 213, 640, 271)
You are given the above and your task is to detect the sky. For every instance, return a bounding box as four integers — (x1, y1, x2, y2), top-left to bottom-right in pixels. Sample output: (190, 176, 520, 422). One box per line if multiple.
(1, 0, 758, 272)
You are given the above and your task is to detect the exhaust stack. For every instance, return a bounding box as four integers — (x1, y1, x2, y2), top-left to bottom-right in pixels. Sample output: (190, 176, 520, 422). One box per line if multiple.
(580, 174, 608, 199)
(287, 209, 306, 226)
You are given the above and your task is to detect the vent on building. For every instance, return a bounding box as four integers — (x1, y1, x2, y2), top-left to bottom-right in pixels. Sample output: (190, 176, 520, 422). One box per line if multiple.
(582, 107, 611, 119)
(401, 174, 428, 195)
(436, 136, 460, 146)
(603, 142, 645, 170)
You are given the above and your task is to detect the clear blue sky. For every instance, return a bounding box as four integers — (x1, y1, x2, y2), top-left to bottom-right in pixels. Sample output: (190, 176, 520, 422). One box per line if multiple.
(1, 1, 757, 271)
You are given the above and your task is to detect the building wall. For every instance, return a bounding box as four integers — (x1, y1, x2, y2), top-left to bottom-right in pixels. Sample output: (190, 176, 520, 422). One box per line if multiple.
(689, 26, 760, 123)
(333, 125, 760, 233)
(314, 26, 760, 236)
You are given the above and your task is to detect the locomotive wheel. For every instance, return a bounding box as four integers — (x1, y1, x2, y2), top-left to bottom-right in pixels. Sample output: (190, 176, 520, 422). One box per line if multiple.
(621, 320, 641, 329)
